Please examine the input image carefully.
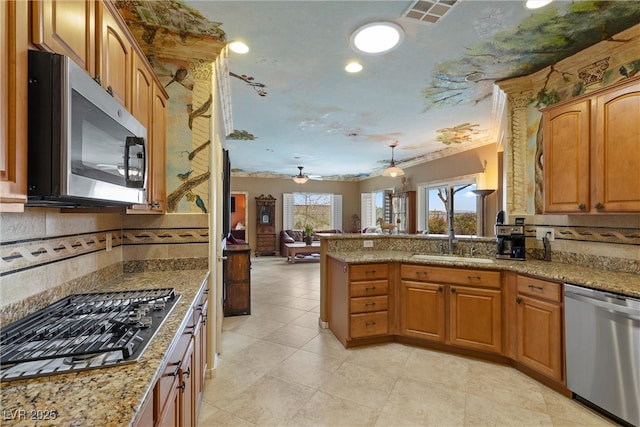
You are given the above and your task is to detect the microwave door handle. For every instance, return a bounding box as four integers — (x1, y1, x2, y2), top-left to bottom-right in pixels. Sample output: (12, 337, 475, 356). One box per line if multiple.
(124, 137, 146, 188)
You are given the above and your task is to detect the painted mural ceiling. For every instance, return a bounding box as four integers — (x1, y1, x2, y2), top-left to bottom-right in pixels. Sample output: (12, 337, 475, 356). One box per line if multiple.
(121, 1, 640, 181)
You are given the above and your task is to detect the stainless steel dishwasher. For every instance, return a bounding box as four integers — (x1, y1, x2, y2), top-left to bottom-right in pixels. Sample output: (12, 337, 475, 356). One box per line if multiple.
(564, 283, 640, 427)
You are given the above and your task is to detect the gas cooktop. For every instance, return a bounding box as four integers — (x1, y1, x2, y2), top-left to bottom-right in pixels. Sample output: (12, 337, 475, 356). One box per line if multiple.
(0, 288, 180, 382)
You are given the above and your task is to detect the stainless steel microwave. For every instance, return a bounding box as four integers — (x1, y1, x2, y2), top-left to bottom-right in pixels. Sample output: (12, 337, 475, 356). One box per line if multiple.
(27, 50, 147, 207)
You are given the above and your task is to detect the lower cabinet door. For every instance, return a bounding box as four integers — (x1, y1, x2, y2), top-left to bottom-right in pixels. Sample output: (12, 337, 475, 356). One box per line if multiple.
(449, 286, 502, 353)
(516, 295, 563, 382)
(400, 281, 445, 341)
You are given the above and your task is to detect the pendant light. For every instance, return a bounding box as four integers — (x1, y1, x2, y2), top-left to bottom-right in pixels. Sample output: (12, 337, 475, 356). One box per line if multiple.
(292, 166, 309, 184)
(382, 142, 404, 177)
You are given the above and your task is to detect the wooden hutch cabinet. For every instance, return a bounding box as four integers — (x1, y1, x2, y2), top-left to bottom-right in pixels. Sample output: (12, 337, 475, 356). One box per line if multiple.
(255, 194, 276, 256)
(389, 191, 416, 234)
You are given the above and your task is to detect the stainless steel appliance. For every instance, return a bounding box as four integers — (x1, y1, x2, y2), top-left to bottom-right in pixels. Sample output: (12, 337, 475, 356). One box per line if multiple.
(564, 284, 640, 426)
(27, 50, 147, 207)
(495, 222, 525, 260)
(0, 288, 179, 382)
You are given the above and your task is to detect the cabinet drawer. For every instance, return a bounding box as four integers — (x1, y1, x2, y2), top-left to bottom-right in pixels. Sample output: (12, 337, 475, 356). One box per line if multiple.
(350, 280, 388, 297)
(350, 295, 388, 314)
(350, 263, 388, 281)
(350, 311, 388, 338)
(401, 264, 436, 281)
(517, 276, 562, 302)
(402, 265, 500, 288)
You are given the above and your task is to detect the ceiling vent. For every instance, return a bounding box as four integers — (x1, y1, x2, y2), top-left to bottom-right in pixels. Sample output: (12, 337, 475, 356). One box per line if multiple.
(401, 0, 458, 25)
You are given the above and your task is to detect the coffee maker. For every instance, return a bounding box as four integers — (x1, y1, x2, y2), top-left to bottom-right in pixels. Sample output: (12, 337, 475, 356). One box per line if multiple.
(495, 213, 526, 260)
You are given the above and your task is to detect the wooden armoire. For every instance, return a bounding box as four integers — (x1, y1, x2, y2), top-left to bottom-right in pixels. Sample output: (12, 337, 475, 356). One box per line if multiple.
(255, 194, 277, 256)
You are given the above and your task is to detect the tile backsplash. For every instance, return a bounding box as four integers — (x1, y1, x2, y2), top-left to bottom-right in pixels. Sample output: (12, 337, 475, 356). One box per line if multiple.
(1, 209, 209, 323)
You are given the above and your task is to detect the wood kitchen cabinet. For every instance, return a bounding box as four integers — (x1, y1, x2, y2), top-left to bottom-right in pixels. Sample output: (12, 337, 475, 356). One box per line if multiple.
(389, 191, 416, 234)
(223, 244, 251, 316)
(0, 0, 28, 210)
(543, 76, 640, 213)
(31, 0, 97, 77)
(400, 264, 502, 354)
(98, 0, 131, 108)
(515, 275, 564, 383)
(255, 195, 277, 255)
(329, 259, 391, 347)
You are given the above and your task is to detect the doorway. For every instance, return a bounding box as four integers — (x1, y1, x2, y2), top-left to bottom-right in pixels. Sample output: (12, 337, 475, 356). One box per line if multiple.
(230, 192, 249, 245)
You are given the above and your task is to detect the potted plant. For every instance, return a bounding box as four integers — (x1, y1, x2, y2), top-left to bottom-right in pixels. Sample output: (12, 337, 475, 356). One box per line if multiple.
(304, 224, 313, 245)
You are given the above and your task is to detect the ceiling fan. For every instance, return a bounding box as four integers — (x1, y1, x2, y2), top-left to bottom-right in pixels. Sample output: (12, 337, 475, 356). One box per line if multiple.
(292, 166, 322, 184)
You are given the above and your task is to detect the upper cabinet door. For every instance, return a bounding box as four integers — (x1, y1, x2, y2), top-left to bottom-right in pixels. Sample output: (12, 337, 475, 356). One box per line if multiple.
(593, 79, 640, 213)
(99, 1, 131, 107)
(542, 99, 591, 213)
(1, 0, 28, 209)
(31, 0, 96, 77)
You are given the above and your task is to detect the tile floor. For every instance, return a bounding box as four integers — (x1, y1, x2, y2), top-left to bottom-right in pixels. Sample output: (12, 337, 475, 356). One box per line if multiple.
(197, 256, 616, 426)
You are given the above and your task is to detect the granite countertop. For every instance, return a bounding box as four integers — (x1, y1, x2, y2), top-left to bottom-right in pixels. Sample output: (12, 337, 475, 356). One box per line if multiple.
(328, 250, 640, 298)
(0, 269, 209, 427)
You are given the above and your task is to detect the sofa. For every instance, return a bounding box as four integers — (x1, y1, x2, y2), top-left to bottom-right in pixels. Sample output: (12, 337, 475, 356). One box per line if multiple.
(279, 229, 342, 257)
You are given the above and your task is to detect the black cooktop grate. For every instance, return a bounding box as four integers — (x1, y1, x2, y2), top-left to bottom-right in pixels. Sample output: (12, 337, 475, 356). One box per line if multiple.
(0, 288, 179, 381)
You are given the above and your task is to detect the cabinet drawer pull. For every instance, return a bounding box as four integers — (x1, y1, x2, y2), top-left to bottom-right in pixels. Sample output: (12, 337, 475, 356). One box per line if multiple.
(467, 275, 481, 280)
(365, 321, 377, 326)
(528, 285, 544, 291)
(416, 271, 428, 277)
(365, 286, 377, 291)
(365, 302, 377, 307)
(365, 269, 377, 275)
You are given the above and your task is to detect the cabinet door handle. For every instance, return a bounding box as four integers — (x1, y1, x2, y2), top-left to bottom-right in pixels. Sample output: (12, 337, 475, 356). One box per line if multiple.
(595, 202, 604, 210)
(168, 362, 181, 377)
(578, 203, 586, 210)
(438, 286, 444, 292)
(177, 381, 186, 392)
(106, 85, 114, 97)
(183, 367, 191, 379)
(516, 297, 522, 304)
(451, 288, 457, 294)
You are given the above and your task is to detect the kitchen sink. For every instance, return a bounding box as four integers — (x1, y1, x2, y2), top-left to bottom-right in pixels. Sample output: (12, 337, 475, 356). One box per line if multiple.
(411, 254, 494, 264)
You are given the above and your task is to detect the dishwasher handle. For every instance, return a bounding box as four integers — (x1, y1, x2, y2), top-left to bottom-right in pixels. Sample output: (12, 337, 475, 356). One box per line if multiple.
(565, 290, 640, 320)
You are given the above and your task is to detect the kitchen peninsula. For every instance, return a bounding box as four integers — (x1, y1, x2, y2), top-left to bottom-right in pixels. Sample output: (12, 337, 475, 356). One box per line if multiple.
(318, 234, 639, 393)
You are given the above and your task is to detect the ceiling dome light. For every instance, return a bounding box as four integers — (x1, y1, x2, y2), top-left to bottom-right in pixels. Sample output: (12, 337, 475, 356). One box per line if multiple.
(526, 0, 553, 9)
(345, 62, 363, 73)
(229, 41, 249, 54)
(382, 142, 404, 178)
(350, 22, 404, 55)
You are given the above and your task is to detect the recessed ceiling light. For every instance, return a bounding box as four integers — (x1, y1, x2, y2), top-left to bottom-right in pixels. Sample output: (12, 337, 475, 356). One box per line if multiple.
(350, 22, 404, 55)
(229, 41, 249, 54)
(525, 0, 553, 9)
(345, 62, 363, 73)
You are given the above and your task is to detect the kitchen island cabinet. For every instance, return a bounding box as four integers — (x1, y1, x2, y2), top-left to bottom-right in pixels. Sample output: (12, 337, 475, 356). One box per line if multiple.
(0, 270, 210, 427)
(400, 264, 502, 354)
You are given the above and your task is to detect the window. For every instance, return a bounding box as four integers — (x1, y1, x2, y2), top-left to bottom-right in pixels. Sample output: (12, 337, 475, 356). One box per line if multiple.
(283, 193, 342, 231)
(360, 190, 392, 230)
(418, 179, 479, 236)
